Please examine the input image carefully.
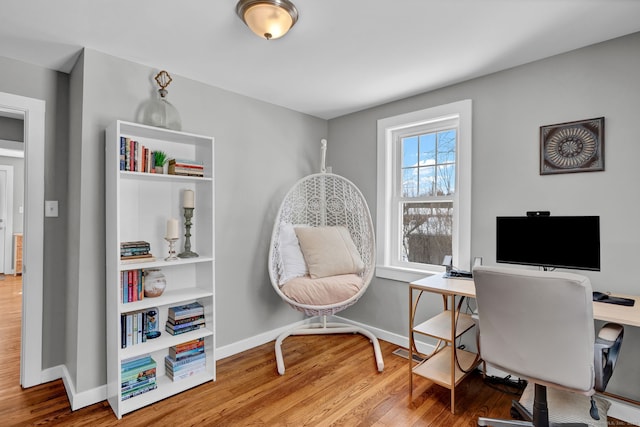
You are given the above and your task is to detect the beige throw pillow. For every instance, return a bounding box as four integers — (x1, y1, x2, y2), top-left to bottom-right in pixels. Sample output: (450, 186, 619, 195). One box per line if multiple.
(294, 226, 364, 279)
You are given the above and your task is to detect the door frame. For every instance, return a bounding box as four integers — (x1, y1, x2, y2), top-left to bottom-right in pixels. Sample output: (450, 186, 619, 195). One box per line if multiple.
(0, 92, 45, 388)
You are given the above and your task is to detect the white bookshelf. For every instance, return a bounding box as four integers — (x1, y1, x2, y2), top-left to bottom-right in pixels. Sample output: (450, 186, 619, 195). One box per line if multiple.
(105, 121, 215, 419)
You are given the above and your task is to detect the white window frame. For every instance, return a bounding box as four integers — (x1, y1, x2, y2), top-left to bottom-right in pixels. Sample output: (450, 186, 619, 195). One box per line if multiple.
(376, 100, 472, 282)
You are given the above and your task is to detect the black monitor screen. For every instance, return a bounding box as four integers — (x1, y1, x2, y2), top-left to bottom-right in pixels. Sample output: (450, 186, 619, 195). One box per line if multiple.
(496, 216, 600, 271)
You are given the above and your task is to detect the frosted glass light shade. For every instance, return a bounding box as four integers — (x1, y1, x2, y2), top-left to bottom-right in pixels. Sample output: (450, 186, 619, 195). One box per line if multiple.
(236, 0, 298, 40)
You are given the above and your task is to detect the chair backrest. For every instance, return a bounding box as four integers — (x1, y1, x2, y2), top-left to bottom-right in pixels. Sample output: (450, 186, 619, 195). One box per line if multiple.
(268, 173, 375, 315)
(473, 265, 595, 394)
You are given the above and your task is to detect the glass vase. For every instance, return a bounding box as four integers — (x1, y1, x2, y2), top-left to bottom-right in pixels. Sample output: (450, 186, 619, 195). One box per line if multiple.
(140, 89, 182, 131)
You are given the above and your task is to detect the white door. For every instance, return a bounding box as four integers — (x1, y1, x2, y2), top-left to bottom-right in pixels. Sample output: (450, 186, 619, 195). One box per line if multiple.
(0, 169, 5, 273)
(0, 165, 14, 275)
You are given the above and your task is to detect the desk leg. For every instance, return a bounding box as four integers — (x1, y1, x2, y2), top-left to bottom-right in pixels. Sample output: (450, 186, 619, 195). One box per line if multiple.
(449, 294, 457, 414)
(408, 286, 414, 405)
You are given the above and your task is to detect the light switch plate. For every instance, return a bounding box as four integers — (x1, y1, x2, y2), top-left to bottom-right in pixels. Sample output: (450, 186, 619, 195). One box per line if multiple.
(45, 200, 58, 217)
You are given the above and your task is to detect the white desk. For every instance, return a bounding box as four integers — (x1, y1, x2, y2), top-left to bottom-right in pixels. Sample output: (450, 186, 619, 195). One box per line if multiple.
(409, 273, 640, 413)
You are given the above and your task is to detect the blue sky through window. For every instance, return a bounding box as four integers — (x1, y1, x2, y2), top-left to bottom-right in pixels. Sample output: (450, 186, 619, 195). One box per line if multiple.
(401, 129, 456, 197)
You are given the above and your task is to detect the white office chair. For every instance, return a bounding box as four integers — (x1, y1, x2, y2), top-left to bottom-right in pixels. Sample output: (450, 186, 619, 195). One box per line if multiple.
(473, 265, 623, 427)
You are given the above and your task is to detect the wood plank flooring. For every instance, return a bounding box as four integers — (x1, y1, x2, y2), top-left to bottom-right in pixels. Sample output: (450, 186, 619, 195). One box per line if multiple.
(0, 274, 637, 426)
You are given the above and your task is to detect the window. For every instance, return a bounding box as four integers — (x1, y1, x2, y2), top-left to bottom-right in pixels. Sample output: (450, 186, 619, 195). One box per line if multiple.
(376, 100, 472, 282)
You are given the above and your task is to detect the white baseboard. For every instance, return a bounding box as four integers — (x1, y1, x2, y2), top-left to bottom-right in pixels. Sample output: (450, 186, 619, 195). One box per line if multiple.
(41, 364, 107, 411)
(602, 396, 640, 424)
(215, 318, 313, 360)
(332, 315, 437, 354)
(41, 364, 64, 383)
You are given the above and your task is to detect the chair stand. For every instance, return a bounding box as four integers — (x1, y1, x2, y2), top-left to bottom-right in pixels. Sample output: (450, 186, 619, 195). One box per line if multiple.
(477, 384, 588, 427)
(274, 315, 384, 375)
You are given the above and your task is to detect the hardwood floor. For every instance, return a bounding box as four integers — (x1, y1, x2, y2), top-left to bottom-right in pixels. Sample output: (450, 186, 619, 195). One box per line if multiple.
(0, 274, 637, 426)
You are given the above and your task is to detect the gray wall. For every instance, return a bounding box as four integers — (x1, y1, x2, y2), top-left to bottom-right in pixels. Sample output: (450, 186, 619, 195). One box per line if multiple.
(328, 32, 640, 400)
(66, 48, 327, 392)
(0, 56, 69, 369)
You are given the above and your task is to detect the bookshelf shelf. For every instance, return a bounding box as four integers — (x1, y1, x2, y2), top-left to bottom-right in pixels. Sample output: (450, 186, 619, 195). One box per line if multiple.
(120, 170, 213, 182)
(106, 120, 215, 419)
(119, 256, 215, 271)
(119, 370, 214, 414)
(120, 327, 214, 359)
(118, 288, 213, 314)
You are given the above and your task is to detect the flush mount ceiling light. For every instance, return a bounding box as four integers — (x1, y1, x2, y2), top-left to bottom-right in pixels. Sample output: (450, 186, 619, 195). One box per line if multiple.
(236, 0, 299, 40)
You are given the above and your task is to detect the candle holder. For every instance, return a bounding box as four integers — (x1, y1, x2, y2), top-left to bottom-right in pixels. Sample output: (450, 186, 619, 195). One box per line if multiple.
(178, 207, 199, 258)
(164, 237, 179, 261)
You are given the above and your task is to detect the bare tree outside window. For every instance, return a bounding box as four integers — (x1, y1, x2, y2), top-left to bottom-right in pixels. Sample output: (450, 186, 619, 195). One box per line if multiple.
(401, 130, 456, 264)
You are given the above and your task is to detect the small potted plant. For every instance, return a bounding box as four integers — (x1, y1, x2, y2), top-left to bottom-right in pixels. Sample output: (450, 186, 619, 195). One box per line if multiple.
(154, 150, 167, 174)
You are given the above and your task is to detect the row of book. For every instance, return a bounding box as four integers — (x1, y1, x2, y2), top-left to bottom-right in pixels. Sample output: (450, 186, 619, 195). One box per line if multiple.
(121, 241, 155, 264)
(121, 269, 145, 303)
(121, 309, 158, 348)
(168, 158, 204, 177)
(165, 302, 205, 336)
(165, 338, 206, 381)
(120, 137, 162, 173)
(121, 355, 157, 401)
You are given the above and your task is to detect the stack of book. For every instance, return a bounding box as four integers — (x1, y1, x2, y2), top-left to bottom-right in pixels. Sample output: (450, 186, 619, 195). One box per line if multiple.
(165, 338, 207, 381)
(120, 310, 147, 348)
(121, 355, 157, 400)
(168, 159, 204, 177)
(121, 241, 155, 264)
(165, 302, 205, 336)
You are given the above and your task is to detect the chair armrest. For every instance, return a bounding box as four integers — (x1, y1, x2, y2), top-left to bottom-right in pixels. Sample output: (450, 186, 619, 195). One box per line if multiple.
(594, 322, 624, 391)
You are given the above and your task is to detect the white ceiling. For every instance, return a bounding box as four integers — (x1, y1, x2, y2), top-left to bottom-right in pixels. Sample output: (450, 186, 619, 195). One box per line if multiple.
(2, 0, 640, 119)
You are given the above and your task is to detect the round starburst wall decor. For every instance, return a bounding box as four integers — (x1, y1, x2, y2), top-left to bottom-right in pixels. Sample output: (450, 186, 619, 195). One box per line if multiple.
(540, 117, 604, 175)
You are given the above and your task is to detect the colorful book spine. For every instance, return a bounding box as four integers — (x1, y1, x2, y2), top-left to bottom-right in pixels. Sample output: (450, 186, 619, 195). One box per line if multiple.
(119, 137, 126, 171)
(166, 318, 205, 330)
(120, 139, 169, 174)
(120, 310, 148, 348)
(165, 323, 205, 336)
(169, 338, 205, 359)
(121, 269, 145, 304)
(167, 365, 206, 381)
(170, 346, 205, 361)
(164, 352, 206, 370)
(168, 302, 205, 320)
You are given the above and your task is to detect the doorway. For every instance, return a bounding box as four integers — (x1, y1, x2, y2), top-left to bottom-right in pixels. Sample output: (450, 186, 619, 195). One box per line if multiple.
(0, 92, 45, 388)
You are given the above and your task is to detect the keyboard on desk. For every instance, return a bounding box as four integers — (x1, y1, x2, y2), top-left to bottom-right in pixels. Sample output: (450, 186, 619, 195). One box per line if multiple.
(445, 269, 473, 279)
(593, 291, 635, 307)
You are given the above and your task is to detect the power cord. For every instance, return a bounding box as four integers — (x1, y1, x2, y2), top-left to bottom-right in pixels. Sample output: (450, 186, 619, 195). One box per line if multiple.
(483, 374, 527, 396)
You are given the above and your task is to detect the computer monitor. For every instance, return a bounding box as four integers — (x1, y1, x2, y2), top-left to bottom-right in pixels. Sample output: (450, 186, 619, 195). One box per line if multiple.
(496, 215, 600, 271)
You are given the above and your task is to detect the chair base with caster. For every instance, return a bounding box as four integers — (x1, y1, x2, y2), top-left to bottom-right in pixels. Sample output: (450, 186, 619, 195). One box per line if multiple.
(478, 384, 589, 427)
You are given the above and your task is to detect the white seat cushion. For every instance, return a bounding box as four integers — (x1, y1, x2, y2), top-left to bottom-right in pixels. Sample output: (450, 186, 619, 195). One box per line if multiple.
(280, 274, 364, 306)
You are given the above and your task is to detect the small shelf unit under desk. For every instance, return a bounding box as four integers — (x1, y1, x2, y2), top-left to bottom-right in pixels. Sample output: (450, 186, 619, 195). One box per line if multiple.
(409, 274, 481, 414)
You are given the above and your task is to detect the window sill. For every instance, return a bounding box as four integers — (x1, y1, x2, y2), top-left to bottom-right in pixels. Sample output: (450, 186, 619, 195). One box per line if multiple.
(375, 265, 442, 283)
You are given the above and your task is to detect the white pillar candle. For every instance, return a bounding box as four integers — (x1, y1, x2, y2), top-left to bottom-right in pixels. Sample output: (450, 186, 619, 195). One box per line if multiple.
(183, 189, 194, 208)
(166, 218, 179, 239)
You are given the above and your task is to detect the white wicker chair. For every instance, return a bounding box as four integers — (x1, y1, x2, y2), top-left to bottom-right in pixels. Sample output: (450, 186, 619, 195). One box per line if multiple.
(268, 144, 384, 375)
